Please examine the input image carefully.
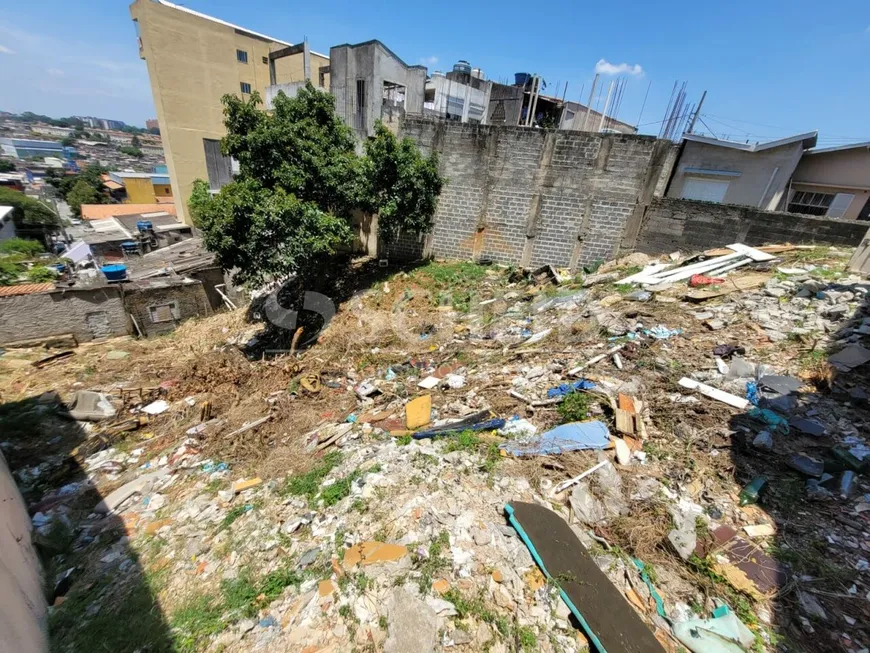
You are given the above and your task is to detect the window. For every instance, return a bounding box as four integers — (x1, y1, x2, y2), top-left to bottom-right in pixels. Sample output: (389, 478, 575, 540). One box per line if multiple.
(262, 56, 269, 65)
(825, 193, 855, 219)
(240, 82, 252, 94)
(680, 177, 730, 203)
(236, 49, 248, 64)
(788, 191, 835, 216)
(203, 138, 233, 191)
(148, 302, 179, 323)
(354, 79, 367, 132)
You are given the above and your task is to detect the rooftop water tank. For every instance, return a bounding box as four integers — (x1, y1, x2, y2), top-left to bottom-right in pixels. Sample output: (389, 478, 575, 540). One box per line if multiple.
(453, 60, 472, 75)
(471, 68, 485, 80)
(432, 70, 445, 78)
(101, 264, 128, 282)
(136, 220, 153, 232)
(515, 72, 531, 87)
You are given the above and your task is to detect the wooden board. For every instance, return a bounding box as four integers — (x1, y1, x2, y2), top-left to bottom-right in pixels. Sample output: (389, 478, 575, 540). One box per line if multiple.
(684, 273, 770, 301)
(704, 244, 797, 257)
(505, 502, 665, 653)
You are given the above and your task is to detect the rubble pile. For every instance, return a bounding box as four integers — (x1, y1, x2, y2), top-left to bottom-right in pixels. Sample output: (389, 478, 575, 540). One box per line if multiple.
(3, 244, 870, 652)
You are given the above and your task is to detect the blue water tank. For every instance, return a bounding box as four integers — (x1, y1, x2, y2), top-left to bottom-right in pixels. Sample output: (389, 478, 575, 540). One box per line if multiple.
(515, 72, 531, 87)
(136, 220, 153, 232)
(102, 264, 128, 282)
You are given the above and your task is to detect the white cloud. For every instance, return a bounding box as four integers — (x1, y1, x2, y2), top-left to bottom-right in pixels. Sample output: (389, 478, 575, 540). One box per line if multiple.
(46, 68, 64, 77)
(595, 58, 643, 76)
(420, 56, 438, 66)
(0, 44, 14, 54)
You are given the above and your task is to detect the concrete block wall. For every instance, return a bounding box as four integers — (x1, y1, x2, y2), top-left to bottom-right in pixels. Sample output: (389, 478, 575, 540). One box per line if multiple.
(636, 197, 868, 254)
(124, 281, 211, 337)
(401, 117, 669, 269)
(0, 287, 128, 345)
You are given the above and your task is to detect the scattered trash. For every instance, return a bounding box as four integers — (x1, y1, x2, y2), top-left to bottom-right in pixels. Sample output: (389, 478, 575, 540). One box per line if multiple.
(405, 395, 433, 429)
(743, 523, 775, 538)
(497, 417, 537, 439)
(689, 273, 725, 287)
(501, 421, 611, 457)
(787, 454, 825, 478)
(738, 477, 767, 506)
(748, 408, 789, 433)
(141, 400, 169, 415)
(417, 376, 441, 390)
(546, 379, 596, 398)
(678, 378, 748, 410)
(68, 390, 117, 422)
(673, 606, 755, 652)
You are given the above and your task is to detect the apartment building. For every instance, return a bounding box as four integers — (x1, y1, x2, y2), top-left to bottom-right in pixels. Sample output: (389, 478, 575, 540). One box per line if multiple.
(130, 0, 328, 225)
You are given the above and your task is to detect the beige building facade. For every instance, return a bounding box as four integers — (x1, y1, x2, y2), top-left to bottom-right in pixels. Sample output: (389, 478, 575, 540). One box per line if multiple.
(785, 143, 870, 221)
(665, 132, 817, 210)
(130, 0, 328, 225)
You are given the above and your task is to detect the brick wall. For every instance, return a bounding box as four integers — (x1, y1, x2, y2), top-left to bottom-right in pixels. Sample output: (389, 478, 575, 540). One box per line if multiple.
(636, 197, 868, 254)
(399, 117, 670, 267)
(124, 280, 211, 337)
(0, 287, 128, 345)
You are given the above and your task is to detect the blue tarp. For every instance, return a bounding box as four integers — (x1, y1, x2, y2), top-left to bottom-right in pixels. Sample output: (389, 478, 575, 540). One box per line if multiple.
(500, 421, 610, 456)
(546, 379, 596, 398)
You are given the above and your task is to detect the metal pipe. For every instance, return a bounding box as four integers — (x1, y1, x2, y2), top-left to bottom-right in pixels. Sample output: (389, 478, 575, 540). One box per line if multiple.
(597, 80, 615, 132)
(581, 74, 599, 131)
(685, 90, 706, 135)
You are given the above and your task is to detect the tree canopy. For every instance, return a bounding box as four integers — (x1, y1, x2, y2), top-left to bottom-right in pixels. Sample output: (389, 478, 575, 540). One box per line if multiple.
(0, 188, 61, 242)
(191, 83, 444, 287)
(0, 160, 15, 173)
(66, 180, 100, 217)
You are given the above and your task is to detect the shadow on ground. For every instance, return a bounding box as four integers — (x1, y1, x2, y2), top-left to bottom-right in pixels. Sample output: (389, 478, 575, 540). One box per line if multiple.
(0, 393, 174, 652)
(721, 278, 870, 651)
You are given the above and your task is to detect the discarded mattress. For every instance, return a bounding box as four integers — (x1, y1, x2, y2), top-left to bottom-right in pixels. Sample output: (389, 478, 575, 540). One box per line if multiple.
(505, 501, 665, 653)
(499, 421, 610, 456)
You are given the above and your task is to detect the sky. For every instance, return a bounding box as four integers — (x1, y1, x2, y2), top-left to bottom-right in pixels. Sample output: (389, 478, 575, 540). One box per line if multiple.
(1, 0, 868, 146)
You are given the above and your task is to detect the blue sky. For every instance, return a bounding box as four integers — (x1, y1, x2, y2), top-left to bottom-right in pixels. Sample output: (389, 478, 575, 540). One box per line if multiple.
(1, 0, 868, 146)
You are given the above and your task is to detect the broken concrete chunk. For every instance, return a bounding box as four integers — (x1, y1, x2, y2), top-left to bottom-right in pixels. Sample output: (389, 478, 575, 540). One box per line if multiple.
(789, 418, 826, 437)
(383, 588, 438, 653)
(752, 430, 773, 451)
(94, 469, 168, 514)
(786, 453, 824, 477)
(828, 344, 870, 371)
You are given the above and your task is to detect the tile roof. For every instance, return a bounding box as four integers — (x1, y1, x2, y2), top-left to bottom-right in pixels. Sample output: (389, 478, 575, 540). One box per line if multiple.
(0, 283, 55, 297)
(81, 203, 178, 220)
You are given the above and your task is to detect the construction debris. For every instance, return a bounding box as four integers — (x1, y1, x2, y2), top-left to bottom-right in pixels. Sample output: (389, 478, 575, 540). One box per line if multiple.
(5, 243, 870, 652)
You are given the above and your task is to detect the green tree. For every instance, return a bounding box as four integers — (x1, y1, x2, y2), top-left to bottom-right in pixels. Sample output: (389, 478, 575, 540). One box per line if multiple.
(361, 122, 443, 246)
(191, 83, 443, 287)
(0, 188, 60, 243)
(119, 145, 143, 158)
(0, 238, 44, 258)
(26, 266, 57, 282)
(190, 178, 350, 287)
(220, 84, 360, 216)
(131, 134, 141, 148)
(66, 180, 100, 217)
(0, 160, 15, 172)
(61, 135, 76, 147)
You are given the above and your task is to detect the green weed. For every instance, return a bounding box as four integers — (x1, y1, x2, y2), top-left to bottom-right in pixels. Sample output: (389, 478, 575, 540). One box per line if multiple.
(282, 451, 343, 504)
(557, 392, 591, 422)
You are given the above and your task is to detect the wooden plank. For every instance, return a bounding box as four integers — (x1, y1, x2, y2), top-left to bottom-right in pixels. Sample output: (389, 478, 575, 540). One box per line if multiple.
(506, 502, 666, 653)
(704, 244, 797, 257)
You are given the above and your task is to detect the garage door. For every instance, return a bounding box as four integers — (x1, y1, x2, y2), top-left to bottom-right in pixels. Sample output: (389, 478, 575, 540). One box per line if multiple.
(680, 177, 730, 203)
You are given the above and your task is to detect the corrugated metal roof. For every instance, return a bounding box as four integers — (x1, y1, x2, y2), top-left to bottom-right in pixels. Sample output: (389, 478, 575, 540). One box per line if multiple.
(0, 283, 55, 297)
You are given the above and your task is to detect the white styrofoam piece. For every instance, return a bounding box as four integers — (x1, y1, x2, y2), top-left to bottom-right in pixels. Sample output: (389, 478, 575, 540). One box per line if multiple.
(725, 243, 776, 262)
(617, 262, 673, 284)
(678, 378, 748, 410)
